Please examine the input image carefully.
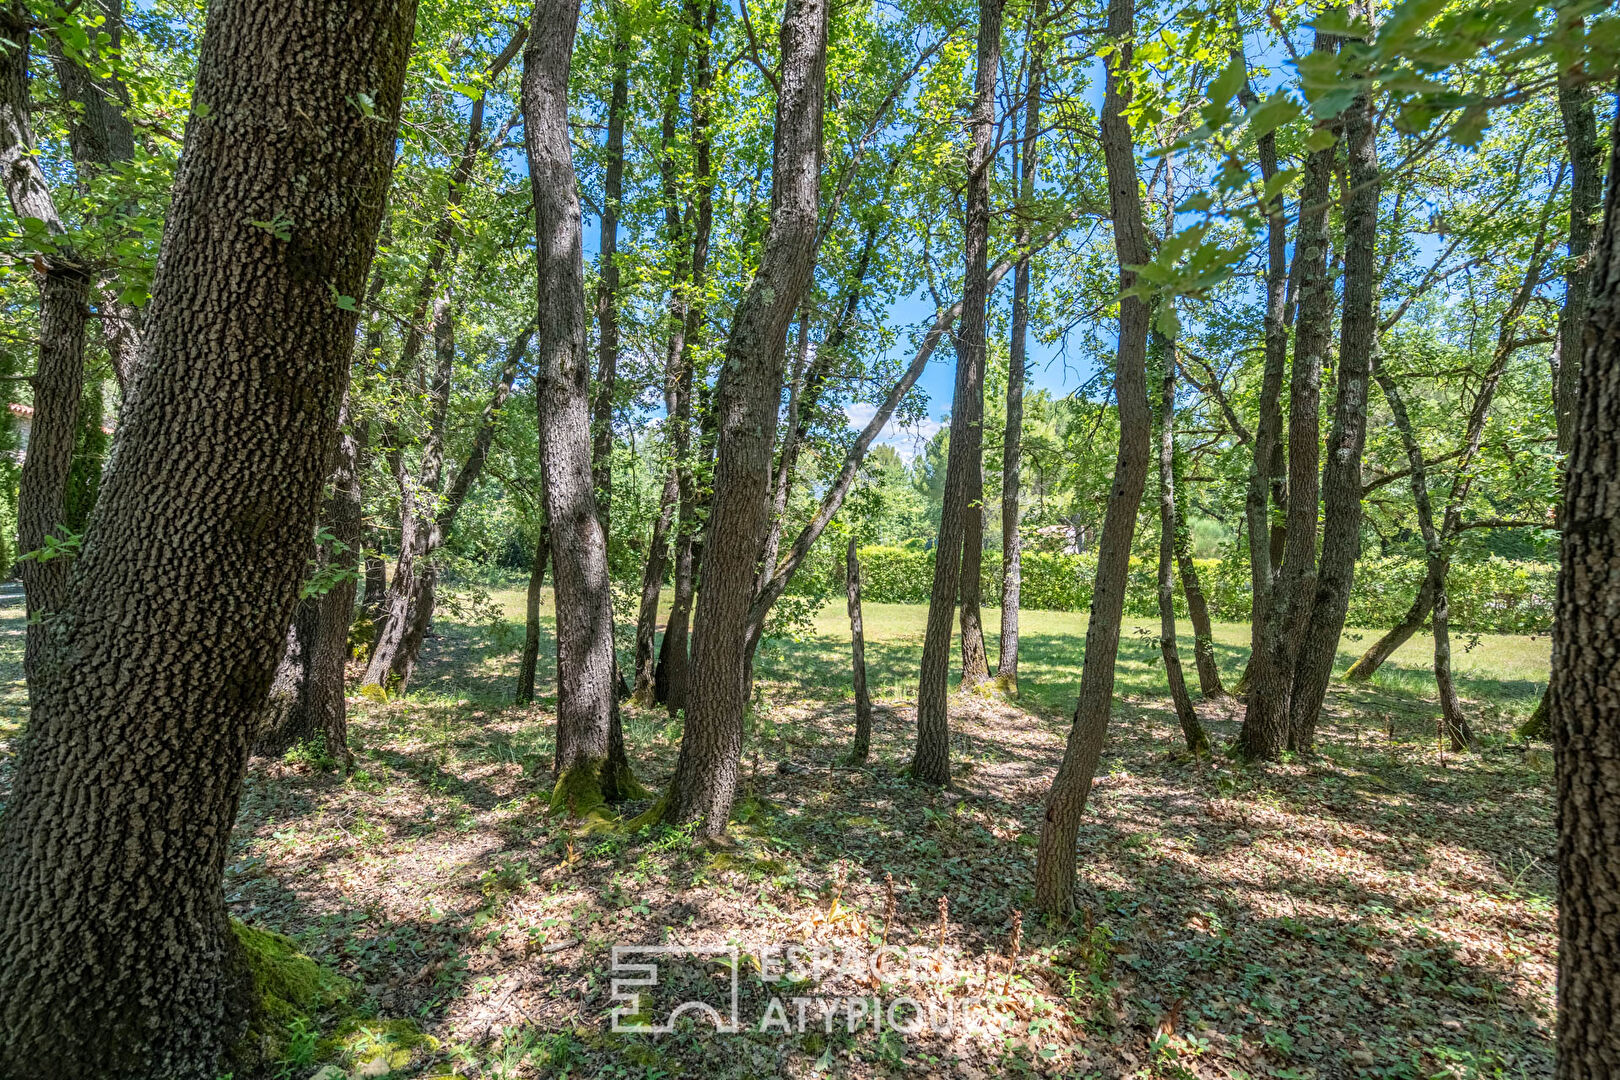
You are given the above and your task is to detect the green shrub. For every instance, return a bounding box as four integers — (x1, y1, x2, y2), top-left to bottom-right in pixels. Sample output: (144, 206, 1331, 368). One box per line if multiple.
(852, 545, 1555, 634)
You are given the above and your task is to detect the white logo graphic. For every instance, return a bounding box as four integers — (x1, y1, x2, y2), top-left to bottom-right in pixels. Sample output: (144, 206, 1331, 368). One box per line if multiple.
(610, 945, 741, 1034)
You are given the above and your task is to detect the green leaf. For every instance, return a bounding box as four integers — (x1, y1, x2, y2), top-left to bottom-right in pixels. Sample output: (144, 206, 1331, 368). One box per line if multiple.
(1246, 91, 1302, 140)
(1304, 126, 1338, 152)
(1208, 53, 1248, 108)
(1446, 106, 1489, 147)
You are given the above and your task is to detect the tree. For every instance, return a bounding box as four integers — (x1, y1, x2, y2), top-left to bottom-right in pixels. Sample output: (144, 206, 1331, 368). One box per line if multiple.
(524, 0, 635, 813)
(1154, 330, 1209, 755)
(516, 521, 551, 706)
(0, 0, 415, 1072)
(1548, 79, 1619, 1080)
(661, 0, 829, 835)
(911, 0, 1005, 781)
(1033, 0, 1153, 915)
(845, 533, 873, 763)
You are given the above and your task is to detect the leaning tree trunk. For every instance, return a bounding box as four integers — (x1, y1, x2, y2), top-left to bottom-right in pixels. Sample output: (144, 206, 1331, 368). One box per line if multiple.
(912, 0, 1005, 778)
(1287, 21, 1379, 753)
(1154, 335, 1209, 755)
(1236, 31, 1337, 761)
(1344, 571, 1436, 681)
(516, 522, 550, 705)
(525, 0, 635, 814)
(845, 534, 873, 764)
(662, 0, 827, 836)
(0, 3, 413, 1075)
(1033, 0, 1152, 915)
(0, 5, 88, 682)
(996, 0, 1044, 694)
(1548, 80, 1620, 1079)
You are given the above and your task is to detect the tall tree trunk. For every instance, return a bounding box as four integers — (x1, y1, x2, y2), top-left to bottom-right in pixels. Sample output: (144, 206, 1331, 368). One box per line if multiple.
(1155, 335, 1208, 754)
(1552, 34, 1601, 456)
(997, 0, 1045, 693)
(1235, 34, 1338, 761)
(632, 28, 692, 705)
(1549, 84, 1620, 1078)
(1237, 54, 1290, 674)
(47, 0, 144, 395)
(912, 0, 1005, 778)
(592, 10, 628, 524)
(516, 521, 550, 705)
(846, 534, 873, 764)
(953, 0, 1004, 694)
(1171, 450, 1225, 698)
(0, 4, 89, 682)
(654, 0, 717, 715)
(662, 0, 828, 835)
(524, 0, 634, 811)
(0, 1, 412, 1073)
(1033, 0, 1152, 914)
(1287, 32, 1380, 753)
(363, 547, 388, 626)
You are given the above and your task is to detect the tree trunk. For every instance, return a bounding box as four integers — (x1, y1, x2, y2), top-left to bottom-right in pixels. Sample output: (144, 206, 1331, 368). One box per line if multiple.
(1287, 32, 1380, 753)
(1344, 571, 1436, 681)
(654, 0, 717, 714)
(1552, 39, 1601, 456)
(912, 0, 1005, 778)
(363, 547, 388, 627)
(525, 0, 633, 814)
(1171, 451, 1224, 698)
(1033, 0, 1152, 914)
(662, 0, 827, 835)
(517, 522, 550, 705)
(1548, 83, 1620, 1077)
(592, 12, 628, 525)
(0, 5, 89, 682)
(953, 0, 1003, 694)
(996, 0, 1045, 693)
(0, 2, 412, 1073)
(1155, 337, 1208, 754)
(1235, 33, 1337, 761)
(846, 535, 872, 764)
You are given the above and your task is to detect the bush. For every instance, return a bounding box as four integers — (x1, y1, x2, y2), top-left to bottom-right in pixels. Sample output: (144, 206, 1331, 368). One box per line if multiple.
(853, 545, 1555, 635)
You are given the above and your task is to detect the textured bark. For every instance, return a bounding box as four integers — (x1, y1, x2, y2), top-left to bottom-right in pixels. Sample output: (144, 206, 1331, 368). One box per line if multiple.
(1033, 0, 1152, 914)
(1236, 57, 1289, 665)
(845, 535, 873, 764)
(516, 522, 550, 705)
(0, 1, 413, 1074)
(1171, 452, 1224, 698)
(1155, 340, 1208, 754)
(1553, 36, 1602, 457)
(1287, 46, 1380, 753)
(953, 0, 1003, 693)
(654, 0, 717, 715)
(0, 4, 89, 682)
(362, 547, 388, 626)
(1549, 86, 1620, 1078)
(1236, 36, 1337, 761)
(47, 0, 144, 394)
(525, 0, 629, 811)
(662, 0, 827, 835)
(760, 310, 813, 593)
(997, 1, 1045, 692)
(591, 11, 629, 525)
(912, 0, 1005, 777)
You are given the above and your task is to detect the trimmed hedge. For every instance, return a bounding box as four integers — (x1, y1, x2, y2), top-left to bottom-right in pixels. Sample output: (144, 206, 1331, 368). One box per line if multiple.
(851, 545, 1555, 635)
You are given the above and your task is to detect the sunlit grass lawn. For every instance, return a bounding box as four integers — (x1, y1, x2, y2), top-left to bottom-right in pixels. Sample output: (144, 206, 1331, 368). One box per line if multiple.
(428, 578, 1549, 739)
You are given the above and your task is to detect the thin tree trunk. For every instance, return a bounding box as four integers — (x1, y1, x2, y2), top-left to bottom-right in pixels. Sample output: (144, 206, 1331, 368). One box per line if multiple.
(517, 522, 550, 705)
(846, 535, 873, 764)
(0, 5, 89, 682)
(654, 0, 717, 714)
(1552, 35, 1601, 456)
(524, 0, 632, 812)
(1287, 26, 1380, 753)
(1235, 33, 1338, 761)
(1344, 573, 1436, 681)
(363, 548, 388, 626)
(1171, 450, 1224, 698)
(662, 0, 828, 835)
(1155, 336, 1208, 754)
(997, 0, 1045, 692)
(912, 0, 1005, 778)
(1033, 0, 1153, 914)
(1548, 85, 1620, 1076)
(0, 2, 412, 1072)
(592, 11, 628, 524)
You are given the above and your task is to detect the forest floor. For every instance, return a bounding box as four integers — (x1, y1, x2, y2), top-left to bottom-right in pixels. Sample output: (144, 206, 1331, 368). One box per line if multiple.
(0, 588, 1557, 1080)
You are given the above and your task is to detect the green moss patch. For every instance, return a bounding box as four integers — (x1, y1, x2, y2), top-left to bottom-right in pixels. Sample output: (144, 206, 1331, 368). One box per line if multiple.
(230, 919, 352, 1070)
